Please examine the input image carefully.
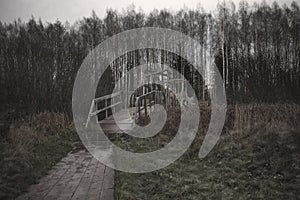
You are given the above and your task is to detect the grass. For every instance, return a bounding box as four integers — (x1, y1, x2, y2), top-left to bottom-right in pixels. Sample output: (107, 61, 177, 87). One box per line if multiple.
(0, 112, 79, 200)
(0, 104, 299, 199)
(114, 103, 300, 200)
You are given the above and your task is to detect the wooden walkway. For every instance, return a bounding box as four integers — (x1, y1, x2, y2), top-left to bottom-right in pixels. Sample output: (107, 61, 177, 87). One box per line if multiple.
(99, 109, 134, 134)
(16, 108, 136, 200)
(16, 150, 114, 200)
(15, 109, 136, 200)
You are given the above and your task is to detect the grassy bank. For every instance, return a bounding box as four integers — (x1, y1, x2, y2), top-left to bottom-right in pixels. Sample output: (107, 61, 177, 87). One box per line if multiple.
(0, 112, 79, 200)
(114, 103, 300, 199)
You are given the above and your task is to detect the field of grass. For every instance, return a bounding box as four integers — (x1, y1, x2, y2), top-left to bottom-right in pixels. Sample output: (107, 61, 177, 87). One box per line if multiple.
(114, 103, 300, 200)
(0, 103, 299, 199)
(0, 112, 79, 200)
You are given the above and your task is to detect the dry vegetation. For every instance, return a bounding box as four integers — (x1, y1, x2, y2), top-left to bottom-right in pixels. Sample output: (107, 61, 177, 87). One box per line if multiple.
(0, 103, 299, 199)
(114, 103, 300, 199)
(0, 112, 79, 200)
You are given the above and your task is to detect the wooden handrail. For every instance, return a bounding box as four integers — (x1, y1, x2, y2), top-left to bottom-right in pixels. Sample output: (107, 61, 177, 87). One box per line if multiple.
(93, 91, 122, 102)
(90, 102, 122, 116)
(134, 90, 161, 122)
(135, 90, 157, 103)
(85, 91, 123, 128)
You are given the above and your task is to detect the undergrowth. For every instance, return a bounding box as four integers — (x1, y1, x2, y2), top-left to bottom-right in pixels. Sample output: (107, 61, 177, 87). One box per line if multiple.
(0, 112, 79, 200)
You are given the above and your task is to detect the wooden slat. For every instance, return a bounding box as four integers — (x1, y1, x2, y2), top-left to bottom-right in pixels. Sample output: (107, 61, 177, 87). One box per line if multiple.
(94, 91, 121, 102)
(90, 102, 122, 116)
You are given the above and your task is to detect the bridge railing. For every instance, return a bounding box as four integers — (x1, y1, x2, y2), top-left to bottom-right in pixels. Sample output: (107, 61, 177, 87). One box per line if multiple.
(85, 91, 123, 128)
(85, 88, 180, 128)
(134, 90, 165, 122)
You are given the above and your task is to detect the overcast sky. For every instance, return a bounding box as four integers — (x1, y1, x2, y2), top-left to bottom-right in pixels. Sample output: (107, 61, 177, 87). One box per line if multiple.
(0, 0, 295, 23)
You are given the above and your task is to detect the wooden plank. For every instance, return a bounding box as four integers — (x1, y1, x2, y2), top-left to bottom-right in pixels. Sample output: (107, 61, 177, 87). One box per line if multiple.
(56, 157, 92, 199)
(86, 162, 106, 200)
(69, 158, 99, 200)
(103, 167, 114, 189)
(43, 153, 91, 200)
(100, 167, 114, 200)
(100, 189, 113, 200)
(15, 153, 79, 200)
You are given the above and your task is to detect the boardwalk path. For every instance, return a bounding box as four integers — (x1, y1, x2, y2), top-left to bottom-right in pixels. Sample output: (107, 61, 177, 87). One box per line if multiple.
(16, 150, 114, 200)
(16, 109, 134, 200)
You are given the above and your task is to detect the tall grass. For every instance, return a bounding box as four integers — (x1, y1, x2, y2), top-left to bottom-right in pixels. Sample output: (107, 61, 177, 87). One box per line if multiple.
(232, 103, 300, 130)
(0, 112, 78, 199)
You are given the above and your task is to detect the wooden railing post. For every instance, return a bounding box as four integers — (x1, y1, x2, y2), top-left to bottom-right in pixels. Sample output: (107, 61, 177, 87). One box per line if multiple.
(144, 97, 147, 117)
(105, 99, 107, 118)
(112, 96, 115, 114)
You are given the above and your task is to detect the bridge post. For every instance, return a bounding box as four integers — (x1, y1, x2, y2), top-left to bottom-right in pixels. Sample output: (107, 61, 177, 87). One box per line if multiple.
(112, 95, 115, 114)
(105, 99, 108, 118)
(144, 97, 147, 117)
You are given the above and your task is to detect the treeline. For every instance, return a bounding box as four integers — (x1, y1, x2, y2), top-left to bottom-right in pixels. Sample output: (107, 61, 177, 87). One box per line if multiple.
(0, 1, 299, 115)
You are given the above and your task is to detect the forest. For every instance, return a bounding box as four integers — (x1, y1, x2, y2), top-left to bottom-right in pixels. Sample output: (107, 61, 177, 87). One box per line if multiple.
(0, 1, 299, 116)
(1, 1, 300, 199)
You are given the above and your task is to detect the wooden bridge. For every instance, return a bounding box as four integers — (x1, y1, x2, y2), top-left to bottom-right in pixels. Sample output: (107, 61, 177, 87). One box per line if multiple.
(85, 88, 169, 132)
(85, 67, 194, 132)
(16, 66, 199, 200)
